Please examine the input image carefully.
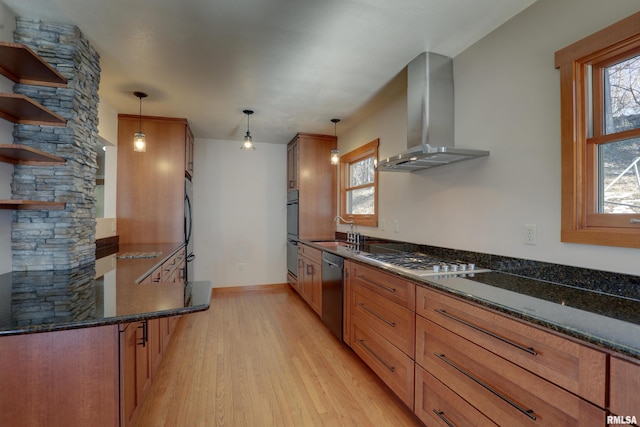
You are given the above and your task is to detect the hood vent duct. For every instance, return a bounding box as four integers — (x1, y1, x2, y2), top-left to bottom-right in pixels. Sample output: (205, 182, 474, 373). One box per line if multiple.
(377, 52, 489, 172)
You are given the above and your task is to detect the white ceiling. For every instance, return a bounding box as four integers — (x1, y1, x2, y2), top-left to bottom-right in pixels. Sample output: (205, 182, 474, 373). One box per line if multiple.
(2, 0, 536, 144)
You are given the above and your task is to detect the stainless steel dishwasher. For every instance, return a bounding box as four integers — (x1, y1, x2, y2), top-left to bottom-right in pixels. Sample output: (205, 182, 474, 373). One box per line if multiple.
(321, 251, 344, 341)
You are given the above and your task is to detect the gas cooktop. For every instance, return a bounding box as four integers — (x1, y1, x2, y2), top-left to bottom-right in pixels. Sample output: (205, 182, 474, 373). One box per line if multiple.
(356, 251, 490, 277)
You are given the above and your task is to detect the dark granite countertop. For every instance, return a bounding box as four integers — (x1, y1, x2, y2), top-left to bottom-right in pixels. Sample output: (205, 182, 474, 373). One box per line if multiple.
(0, 242, 211, 336)
(304, 240, 640, 360)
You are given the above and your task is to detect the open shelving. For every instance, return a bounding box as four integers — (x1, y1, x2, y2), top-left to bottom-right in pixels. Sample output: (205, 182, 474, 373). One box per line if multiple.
(0, 42, 67, 87)
(0, 42, 68, 211)
(0, 144, 66, 165)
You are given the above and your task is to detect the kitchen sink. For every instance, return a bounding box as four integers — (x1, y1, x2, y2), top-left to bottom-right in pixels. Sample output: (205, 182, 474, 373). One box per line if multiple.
(312, 240, 350, 247)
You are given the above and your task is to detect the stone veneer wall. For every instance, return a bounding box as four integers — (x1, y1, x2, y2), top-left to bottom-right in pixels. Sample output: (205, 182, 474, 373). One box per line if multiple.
(11, 19, 100, 270)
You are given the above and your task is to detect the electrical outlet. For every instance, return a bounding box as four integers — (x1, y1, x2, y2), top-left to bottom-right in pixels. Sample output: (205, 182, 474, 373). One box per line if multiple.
(393, 220, 400, 233)
(238, 263, 245, 272)
(380, 219, 386, 231)
(524, 224, 537, 245)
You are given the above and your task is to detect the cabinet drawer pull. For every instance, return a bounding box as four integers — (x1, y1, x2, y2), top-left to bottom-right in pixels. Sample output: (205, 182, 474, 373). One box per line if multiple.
(434, 353, 537, 421)
(357, 274, 396, 293)
(432, 409, 456, 427)
(435, 309, 537, 356)
(358, 339, 395, 372)
(137, 320, 148, 347)
(357, 302, 396, 327)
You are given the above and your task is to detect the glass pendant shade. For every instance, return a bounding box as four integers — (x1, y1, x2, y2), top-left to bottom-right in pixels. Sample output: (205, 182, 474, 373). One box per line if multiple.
(133, 91, 148, 152)
(241, 109, 256, 150)
(133, 132, 147, 152)
(330, 148, 340, 165)
(241, 132, 255, 151)
(330, 118, 340, 164)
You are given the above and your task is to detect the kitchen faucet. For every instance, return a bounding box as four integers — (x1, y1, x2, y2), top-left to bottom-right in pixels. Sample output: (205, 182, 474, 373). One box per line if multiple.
(333, 215, 360, 246)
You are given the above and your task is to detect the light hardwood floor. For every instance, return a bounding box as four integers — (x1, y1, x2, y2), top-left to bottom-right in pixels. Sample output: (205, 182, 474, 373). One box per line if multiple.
(134, 284, 423, 426)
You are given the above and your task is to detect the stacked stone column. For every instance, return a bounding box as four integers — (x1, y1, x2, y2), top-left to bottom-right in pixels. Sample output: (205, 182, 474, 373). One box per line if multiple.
(11, 18, 101, 270)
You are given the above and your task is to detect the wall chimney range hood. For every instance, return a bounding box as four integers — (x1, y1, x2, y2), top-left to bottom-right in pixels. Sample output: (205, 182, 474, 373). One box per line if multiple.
(377, 52, 489, 172)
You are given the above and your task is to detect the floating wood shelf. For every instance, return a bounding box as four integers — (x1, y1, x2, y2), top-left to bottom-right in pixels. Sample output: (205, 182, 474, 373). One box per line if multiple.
(0, 144, 66, 165)
(0, 93, 66, 126)
(0, 42, 67, 87)
(0, 200, 66, 210)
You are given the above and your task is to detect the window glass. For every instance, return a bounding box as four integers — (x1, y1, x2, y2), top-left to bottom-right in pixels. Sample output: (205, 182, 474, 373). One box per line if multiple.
(349, 157, 375, 187)
(597, 137, 640, 214)
(339, 139, 379, 227)
(346, 186, 375, 215)
(604, 54, 640, 134)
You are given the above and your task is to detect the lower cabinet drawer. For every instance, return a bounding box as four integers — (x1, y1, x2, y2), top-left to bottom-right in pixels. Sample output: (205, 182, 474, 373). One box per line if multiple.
(352, 318, 414, 408)
(610, 357, 640, 419)
(416, 316, 605, 426)
(416, 286, 606, 407)
(415, 365, 497, 427)
(352, 283, 415, 357)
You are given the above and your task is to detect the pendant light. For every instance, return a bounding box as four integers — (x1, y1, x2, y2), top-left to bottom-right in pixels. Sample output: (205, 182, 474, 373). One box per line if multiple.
(133, 91, 148, 152)
(241, 109, 256, 151)
(330, 118, 340, 165)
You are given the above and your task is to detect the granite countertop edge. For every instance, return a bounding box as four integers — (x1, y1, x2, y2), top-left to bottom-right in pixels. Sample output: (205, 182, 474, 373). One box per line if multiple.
(0, 243, 212, 337)
(303, 239, 640, 360)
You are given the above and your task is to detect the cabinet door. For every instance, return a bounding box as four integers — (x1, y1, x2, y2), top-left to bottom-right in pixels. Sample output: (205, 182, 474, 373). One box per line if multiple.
(308, 259, 322, 315)
(117, 115, 189, 244)
(185, 125, 194, 178)
(610, 357, 640, 419)
(287, 139, 298, 191)
(122, 321, 152, 427)
(148, 318, 163, 376)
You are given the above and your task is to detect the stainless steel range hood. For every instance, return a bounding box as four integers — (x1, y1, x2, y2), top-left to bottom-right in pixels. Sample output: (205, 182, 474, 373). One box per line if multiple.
(377, 52, 489, 172)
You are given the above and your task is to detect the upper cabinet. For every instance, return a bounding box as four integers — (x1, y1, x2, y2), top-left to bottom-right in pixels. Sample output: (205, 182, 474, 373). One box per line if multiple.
(287, 140, 298, 191)
(287, 133, 337, 240)
(116, 115, 192, 244)
(185, 125, 194, 179)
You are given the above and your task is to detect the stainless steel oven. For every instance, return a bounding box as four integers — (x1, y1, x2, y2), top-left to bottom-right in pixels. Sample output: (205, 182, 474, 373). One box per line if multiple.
(287, 239, 298, 277)
(287, 190, 298, 239)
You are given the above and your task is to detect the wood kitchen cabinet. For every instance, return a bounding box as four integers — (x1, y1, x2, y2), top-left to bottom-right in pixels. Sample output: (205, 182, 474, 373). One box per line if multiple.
(121, 321, 152, 427)
(287, 133, 336, 240)
(414, 285, 607, 426)
(0, 325, 120, 426)
(345, 260, 416, 408)
(121, 316, 180, 427)
(117, 115, 193, 244)
(296, 243, 322, 315)
(610, 356, 640, 421)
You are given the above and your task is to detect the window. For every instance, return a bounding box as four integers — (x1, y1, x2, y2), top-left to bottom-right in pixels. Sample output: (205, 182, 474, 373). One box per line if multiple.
(555, 12, 640, 248)
(339, 139, 379, 227)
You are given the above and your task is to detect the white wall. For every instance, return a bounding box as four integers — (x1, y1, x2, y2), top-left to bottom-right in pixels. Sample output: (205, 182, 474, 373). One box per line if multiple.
(0, 3, 15, 274)
(192, 138, 287, 288)
(338, 0, 640, 276)
(96, 98, 118, 239)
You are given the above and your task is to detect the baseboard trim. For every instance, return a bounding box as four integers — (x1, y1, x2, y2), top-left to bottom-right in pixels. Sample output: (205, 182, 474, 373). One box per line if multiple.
(212, 283, 289, 295)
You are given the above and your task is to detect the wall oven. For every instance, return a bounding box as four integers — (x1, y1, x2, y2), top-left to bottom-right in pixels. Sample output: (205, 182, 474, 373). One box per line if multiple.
(286, 191, 299, 276)
(287, 191, 298, 239)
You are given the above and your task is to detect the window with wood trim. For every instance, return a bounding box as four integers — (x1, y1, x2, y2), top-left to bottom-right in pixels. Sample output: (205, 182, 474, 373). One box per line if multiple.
(339, 139, 379, 227)
(555, 12, 640, 248)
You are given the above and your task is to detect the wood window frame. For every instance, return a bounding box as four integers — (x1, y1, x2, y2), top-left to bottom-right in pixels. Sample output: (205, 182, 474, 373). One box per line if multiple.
(555, 12, 640, 248)
(339, 139, 379, 227)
